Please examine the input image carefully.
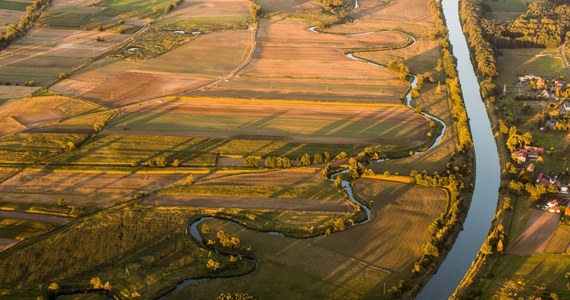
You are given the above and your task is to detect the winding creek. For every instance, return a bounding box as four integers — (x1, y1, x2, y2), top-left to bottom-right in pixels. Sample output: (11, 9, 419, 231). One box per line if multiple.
(160, 26, 451, 299)
(416, 0, 501, 298)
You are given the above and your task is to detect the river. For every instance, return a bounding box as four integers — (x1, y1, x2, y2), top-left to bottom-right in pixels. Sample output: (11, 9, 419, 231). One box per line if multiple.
(416, 0, 501, 298)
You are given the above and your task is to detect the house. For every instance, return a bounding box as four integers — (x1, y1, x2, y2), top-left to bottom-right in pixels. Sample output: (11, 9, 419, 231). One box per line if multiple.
(546, 199, 558, 208)
(515, 151, 527, 163)
(523, 146, 544, 158)
(174, 30, 186, 34)
(548, 206, 561, 213)
(536, 172, 544, 184)
(540, 90, 550, 98)
(560, 186, 569, 194)
(561, 101, 570, 115)
(544, 119, 556, 130)
(526, 163, 536, 173)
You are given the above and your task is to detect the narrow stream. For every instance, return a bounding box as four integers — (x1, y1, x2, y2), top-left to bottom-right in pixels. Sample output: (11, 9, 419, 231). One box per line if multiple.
(416, 0, 501, 298)
(160, 27, 449, 299)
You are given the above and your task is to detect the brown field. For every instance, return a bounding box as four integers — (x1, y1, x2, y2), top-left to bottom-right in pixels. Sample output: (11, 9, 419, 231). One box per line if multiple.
(147, 169, 352, 212)
(108, 97, 431, 146)
(0, 238, 18, 252)
(257, 0, 320, 12)
(544, 226, 570, 254)
(353, 0, 433, 26)
(0, 28, 128, 86)
(194, 18, 408, 102)
(0, 96, 103, 135)
(0, 86, 41, 100)
(0, 211, 73, 225)
(162, 0, 250, 20)
(144, 195, 352, 212)
(507, 209, 560, 255)
(51, 29, 253, 107)
(0, 171, 187, 208)
(181, 180, 447, 299)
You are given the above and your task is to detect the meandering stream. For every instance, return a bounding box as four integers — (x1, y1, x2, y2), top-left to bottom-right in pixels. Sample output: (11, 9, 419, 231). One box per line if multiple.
(160, 27, 450, 299)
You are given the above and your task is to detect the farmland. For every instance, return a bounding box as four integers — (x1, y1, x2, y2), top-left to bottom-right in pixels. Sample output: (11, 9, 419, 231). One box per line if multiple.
(171, 180, 448, 299)
(0, 0, 469, 298)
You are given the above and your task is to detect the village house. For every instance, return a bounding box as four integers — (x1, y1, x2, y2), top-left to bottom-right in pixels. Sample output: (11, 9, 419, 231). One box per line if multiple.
(514, 146, 544, 162)
(561, 101, 570, 116)
(560, 186, 569, 194)
(526, 162, 536, 173)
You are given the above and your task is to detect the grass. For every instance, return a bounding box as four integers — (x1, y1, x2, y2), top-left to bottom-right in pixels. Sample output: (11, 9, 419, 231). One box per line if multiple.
(483, 0, 531, 20)
(37, 0, 175, 31)
(0, 202, 91, 218)
(0, 133, 89, 164)
(52, 134, 363, 166)
(0, 206, 255, 298)
(173, 180, 447, 299)
(0, 0, 29, 11)
(0, 218, 58, 241)
(544, 226, 570, 254)
(480, 254, 570, 299)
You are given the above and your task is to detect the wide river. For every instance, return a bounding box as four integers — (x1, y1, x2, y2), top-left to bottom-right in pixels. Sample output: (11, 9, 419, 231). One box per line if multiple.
(416, 0, 501, 298)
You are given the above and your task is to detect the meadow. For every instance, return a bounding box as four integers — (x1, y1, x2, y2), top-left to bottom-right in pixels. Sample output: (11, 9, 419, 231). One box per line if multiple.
(174, 179, 448, 299)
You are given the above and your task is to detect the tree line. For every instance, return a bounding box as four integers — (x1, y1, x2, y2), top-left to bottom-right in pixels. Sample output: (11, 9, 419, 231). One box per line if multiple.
(482, 1, 570, 49)
(0, 0, 53, 50)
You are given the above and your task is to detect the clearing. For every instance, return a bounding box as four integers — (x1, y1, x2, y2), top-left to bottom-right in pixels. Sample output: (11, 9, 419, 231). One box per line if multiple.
(507, 209, 560, 255)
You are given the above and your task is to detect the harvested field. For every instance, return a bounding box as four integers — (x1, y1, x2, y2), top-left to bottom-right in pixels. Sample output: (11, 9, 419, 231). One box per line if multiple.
(257, 0, 320, 12)
(0, 28, 128, 86)
(37, 0, 173, 31)
(0, 96, 104, 135)
(507, 209, 560, 255)
(149, 169, 352, 212)
(0, 238, 18, 252)
(55, 133, 362, 166)
(314, 179, 448, 271)
(0, 86, 41, 100)
(52, 29, 253, 107)
(144, 195, 352, 212)
(109, 97, 431, 147)
(544, 226, 570, 254)
(182, 180, 447, 299)
(0, 170, 187, 208)
(353, 0, 433, 26)
(195, 18, 408, 102)
(162, 0, 250, 20)
(0, 211, 72, 225)
(0, 132, 88, 164)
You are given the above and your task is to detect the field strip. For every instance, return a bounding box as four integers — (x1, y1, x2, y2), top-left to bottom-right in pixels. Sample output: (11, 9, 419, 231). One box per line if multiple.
(0, 210, 73, 225)
(305, 241, 397, 274)
(143, 195, 353, 212)
(0, 238, 19, 253)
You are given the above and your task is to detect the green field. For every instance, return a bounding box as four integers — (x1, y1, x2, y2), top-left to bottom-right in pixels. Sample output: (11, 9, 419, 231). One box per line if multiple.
(53, 134, 363, 167)
(480, 255, 570, 299)
(0, 133, 89, 164)
(483, 0, 532, 20)
(497, 48, 570, 88)
(0, 218, 58, 241)
(0, 0, 29, 11)
(37, 0, 175, 31)
(0, 206, 255, 298)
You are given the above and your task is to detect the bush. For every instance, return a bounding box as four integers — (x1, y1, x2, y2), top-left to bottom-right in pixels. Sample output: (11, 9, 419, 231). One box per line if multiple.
(58, 73, 69, 79)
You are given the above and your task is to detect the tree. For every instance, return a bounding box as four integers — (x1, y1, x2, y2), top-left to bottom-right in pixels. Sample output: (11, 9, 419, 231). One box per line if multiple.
(497, 239, 504, 253)
(244, 156, 259, 167)
(201, 223, 210, 234)
(502, 196, 512, 211)
(207, 258, 221, 271)
(184, 174, 193, 186)
(313, 153, 324, 164)
(47, 282, 60, 292)
(298, 153, 312, 166)
(58, 72, 69, 79)
(57, 198, 65, 206)
(90, 277, 103, 289)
